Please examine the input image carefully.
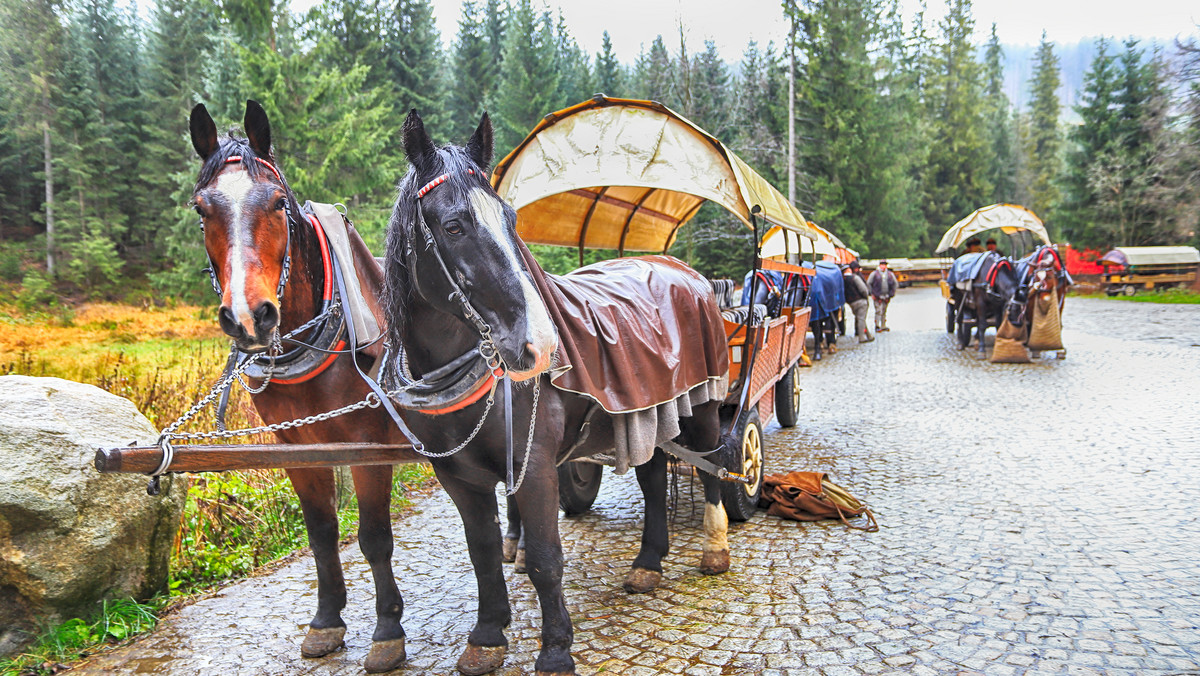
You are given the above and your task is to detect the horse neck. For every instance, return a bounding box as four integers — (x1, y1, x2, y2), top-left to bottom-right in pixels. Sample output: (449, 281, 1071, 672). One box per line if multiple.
(401, 300, 480, 379)
(277, 217, 326, 337)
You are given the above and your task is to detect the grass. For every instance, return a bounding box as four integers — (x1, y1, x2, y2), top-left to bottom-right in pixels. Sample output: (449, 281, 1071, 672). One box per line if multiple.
(1074, 287, 1200, 304)
(0, 598, 161, 676)
(0, 299, 437, 672)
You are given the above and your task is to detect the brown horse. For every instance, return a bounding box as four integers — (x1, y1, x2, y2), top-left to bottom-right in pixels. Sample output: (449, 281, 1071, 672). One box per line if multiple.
(1015, 245, 1070, 356)
(189, 100, 418, 673)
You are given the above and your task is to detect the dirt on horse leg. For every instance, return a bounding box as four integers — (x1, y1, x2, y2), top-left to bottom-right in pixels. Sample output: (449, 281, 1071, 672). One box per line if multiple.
(699, 473, 730, 575)
(351, 465, 408, 673)
(288, 468, 348, 658)
(437, 472, 511, 676)
(625, 449, 669, 594)
(513, 463, 576, 676)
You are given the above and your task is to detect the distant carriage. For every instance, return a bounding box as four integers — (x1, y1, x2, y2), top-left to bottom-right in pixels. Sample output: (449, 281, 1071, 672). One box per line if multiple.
(1098, 246, 1200, 296)
(936, 204, 1069, 360)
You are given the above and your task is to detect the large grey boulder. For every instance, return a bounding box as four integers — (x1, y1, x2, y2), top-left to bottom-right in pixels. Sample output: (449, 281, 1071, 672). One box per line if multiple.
(0, 376, 187, 657)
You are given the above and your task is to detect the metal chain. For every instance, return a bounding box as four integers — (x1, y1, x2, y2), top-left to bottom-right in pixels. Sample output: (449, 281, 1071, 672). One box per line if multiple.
(504, 377, 541, 496)
(163, 391, 384, 442)
(410, 380, 499, 458)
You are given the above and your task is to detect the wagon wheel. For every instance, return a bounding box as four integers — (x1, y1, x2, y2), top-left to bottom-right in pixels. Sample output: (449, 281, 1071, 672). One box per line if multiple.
(721, 407, 764, 522)
(1122, 284, 1137, 296)
(558, 461, 602, 516)
(945, 302, 956, 333)
(773, 362, 801, 428)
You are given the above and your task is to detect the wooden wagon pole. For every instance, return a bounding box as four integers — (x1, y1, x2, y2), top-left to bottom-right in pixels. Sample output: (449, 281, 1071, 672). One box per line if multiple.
(95, 442, 420, 475)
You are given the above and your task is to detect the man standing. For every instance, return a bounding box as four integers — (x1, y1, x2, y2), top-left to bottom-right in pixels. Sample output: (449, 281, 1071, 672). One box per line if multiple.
(843, 261, 873, 342)
(867, 260, 898, 332)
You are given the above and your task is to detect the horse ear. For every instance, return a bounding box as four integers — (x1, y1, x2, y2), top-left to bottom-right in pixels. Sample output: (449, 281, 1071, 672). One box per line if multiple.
(244, 100, 272, 159)
(190, 103, 218, 161)
(402, 109, 437, 174)
(466, 113, 493, 171)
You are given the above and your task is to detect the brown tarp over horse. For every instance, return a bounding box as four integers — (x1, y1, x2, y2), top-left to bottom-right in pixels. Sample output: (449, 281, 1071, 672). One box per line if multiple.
(517, 242, 729, 414)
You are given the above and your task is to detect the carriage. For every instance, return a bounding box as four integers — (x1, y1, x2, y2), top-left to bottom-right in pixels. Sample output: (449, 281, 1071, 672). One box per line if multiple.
(936, 204, 1068, 358)
(1098, 246, 1200, 296)
(490, 96, 830, 520)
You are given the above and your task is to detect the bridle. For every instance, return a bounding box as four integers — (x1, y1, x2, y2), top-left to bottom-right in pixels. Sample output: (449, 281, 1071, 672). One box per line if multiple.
(200, 156, 294, 302)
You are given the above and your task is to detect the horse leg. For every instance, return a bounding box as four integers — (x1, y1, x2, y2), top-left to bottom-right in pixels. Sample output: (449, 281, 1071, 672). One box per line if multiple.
(624, 448, 669, 594)
(512, 460, 575, 676)
(287, 468, 348, 658)
(351, 465, 407, 673)
(502, 495, 522, 566)
(975, 291, 988, 354)
(698, 471, 730, 575)
(680, 402, 729, 575)
(437, 472, 511, 676)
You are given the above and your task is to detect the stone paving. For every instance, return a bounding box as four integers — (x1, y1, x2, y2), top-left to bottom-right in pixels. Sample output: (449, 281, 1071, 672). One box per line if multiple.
(73, 287, 1200, 675)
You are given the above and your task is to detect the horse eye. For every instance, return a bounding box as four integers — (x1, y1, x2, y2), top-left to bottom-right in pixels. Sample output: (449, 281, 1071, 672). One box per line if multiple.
(444, 220, 464, 236)
(275, 198, 287, 211)
(193, 205, 207, 219)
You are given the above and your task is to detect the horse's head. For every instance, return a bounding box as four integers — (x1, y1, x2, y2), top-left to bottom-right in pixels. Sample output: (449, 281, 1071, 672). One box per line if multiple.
(190, 100, 301, 352)
(383, 110, 557, 382)
(1027, 246, 1064, 300)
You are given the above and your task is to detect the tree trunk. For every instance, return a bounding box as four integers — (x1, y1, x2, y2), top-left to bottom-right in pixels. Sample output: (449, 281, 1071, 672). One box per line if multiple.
(43, 123, 55, 277)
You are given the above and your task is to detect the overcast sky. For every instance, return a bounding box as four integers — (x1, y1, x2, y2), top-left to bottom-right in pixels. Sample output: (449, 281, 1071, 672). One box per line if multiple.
(421, 0, 1199, 62)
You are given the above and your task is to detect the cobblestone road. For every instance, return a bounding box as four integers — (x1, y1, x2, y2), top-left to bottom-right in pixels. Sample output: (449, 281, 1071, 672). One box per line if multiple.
(75, 287, 1200, 675)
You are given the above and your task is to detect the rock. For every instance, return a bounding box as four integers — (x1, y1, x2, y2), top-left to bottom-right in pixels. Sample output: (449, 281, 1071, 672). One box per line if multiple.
(0, 376, 187, 657)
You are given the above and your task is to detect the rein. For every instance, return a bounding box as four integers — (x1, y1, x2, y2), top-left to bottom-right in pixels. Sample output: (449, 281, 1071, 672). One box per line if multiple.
(388, 168, 539, 494)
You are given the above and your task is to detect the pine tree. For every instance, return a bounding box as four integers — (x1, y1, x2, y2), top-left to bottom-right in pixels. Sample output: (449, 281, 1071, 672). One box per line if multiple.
(983, 24, 1015, 202)
(553, 12, 593, 110)
(633, 35, 674, 105)
(919, 0, 992, 249)
(1026, 32, 1061, 225)
(449, 0, 497, 140)
(594, 31, 623, 97)
(0, 0, 64, 275)
(490, 0, 559, 153)
(383, 0, 445, 134)
(1058, 38, 1118, 246)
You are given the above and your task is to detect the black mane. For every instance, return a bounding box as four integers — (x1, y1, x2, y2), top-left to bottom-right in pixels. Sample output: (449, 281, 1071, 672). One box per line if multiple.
(382, 144, 495, 355)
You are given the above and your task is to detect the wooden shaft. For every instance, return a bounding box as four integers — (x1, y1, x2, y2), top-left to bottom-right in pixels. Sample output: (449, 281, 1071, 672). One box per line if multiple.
(94, 443, 422, 475)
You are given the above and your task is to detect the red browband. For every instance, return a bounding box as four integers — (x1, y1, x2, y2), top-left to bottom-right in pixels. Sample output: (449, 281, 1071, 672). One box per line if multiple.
(225, 155, 283, 183)
(416, 169, 475, 199)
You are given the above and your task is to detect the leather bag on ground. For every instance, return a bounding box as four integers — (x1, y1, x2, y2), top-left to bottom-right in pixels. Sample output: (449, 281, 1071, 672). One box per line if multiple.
(759, 471, 879, 531)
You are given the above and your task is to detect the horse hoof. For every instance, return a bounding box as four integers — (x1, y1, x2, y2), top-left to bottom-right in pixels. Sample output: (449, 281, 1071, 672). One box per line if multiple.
(457, 643, 506, 675)
(1057, 350, 1067, 360)
(502, 537, 519, 563)
(623, 567, 662, 594)
(300, 626, 345, 658)
(513, 548, 526, 574)
(364, 637, 407, 673)
(700, 549, 730, 575)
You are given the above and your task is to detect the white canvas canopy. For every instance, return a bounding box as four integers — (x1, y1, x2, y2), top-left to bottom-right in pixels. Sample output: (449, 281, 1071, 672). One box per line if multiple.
(760, 225, 835, 260)
(1099, 246, 1200, 267)
(935, 204, 1052, 253)
(491, 97, 832, 254)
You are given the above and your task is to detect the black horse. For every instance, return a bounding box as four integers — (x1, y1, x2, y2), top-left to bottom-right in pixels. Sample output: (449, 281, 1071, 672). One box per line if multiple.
(949, 251, 1021, 353)
(380, 111, 732, 676)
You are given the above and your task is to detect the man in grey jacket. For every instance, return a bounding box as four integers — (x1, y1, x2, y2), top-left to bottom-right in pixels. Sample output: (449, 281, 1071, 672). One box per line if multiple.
(867, 260, 898, 332)
(843, 261, 873, 342)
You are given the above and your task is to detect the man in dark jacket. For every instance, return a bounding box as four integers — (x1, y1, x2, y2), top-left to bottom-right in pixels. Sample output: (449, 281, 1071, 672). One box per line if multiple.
(867, 260, 899, 332)
(843, 261, 873, 342)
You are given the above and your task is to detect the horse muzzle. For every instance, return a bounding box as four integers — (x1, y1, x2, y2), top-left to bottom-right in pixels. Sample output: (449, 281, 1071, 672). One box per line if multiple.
(218, 300, 280, 351)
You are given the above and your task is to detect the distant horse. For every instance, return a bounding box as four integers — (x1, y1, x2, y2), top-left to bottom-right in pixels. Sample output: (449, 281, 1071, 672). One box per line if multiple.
(380, 110, 731, 676)
(1014, 244, 1071, 355)
(949, 252, 1020, 354)
(189, 101, 415, 673)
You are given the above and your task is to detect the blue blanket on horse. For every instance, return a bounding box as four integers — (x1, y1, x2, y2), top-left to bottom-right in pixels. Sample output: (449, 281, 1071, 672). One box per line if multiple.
(948, 252, 988, 289)
(807, 261, 845, 321)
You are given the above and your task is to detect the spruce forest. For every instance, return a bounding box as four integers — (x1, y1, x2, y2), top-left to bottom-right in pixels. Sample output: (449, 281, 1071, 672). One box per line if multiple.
(1, 0, 1198, 301)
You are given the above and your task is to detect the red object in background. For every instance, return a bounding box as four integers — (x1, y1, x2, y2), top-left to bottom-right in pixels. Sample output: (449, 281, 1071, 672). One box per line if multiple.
(1062, 246, 1106, 275)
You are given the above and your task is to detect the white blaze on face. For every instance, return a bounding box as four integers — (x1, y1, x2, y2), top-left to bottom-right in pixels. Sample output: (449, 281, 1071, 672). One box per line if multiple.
(467, 187, 558, 373)
(214, 169, 258, 334)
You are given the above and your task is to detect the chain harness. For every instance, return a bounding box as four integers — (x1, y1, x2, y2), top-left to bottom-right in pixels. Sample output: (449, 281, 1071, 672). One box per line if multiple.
(155, 165, 539, 496)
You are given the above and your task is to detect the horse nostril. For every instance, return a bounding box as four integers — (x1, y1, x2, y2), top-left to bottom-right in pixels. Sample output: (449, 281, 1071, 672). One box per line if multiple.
(253, 302, 279, 335)
(218, 306, 245, 339)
